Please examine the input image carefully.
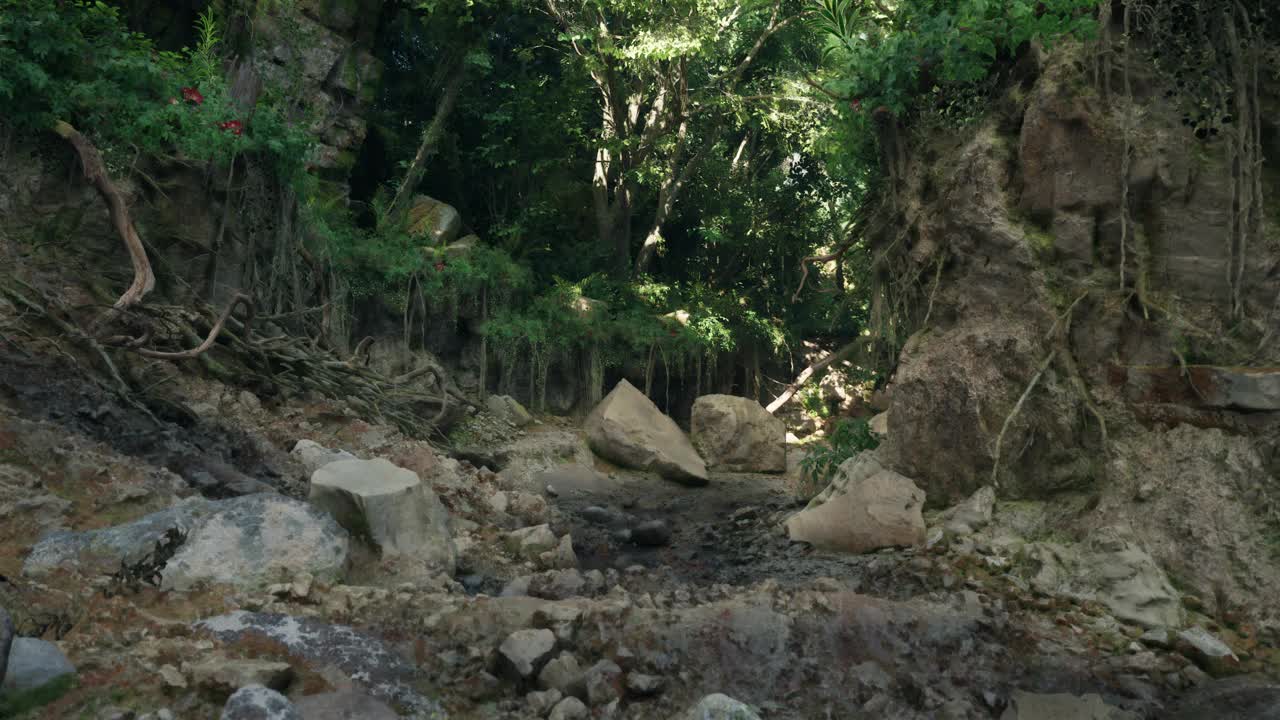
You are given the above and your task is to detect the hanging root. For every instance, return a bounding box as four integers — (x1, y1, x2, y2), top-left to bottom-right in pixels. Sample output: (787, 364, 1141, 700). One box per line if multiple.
(990, 292, 1090, 487)
(52, 122, 155, 314)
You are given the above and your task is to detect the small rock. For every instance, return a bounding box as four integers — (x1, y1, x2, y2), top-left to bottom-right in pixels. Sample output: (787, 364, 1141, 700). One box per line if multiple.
(507, 524, 560, 560)
(499, 629, 557, 680)
(526, 688, 563, 715)
(631, 520, 672, 547)
(189, 657, 294, 695)
(220, 685, 300, 720)
(3, 637, 75, 692)
(549, 696, 589, 720)
(580, 506, 615, 526)
(1138, 627, 1173, 649)
(290, 440, 356, 475)
(158, 664, 187, 689)
(625, 672, 664, 697)
(540, 534, 578, 570)
(538, 652, 586, 696)
(1177, 627, 1240, 677)
(680, 694, 762, 720)
(584, 659, 622, 705)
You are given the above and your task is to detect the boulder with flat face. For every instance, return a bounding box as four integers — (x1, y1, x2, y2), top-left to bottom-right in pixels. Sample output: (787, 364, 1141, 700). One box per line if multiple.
(690, 394, 786, 473)
(786, 457, 927, 553)
(584, 380, 707, 485)
(309, 458, 455, 576)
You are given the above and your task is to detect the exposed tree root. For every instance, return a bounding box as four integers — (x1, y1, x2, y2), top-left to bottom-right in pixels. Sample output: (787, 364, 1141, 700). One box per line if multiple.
(52, 121, 155, 313)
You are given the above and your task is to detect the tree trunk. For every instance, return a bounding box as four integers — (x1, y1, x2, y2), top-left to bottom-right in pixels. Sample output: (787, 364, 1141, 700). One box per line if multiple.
(766, 341, 859, 414)
(385, 62, 465, 230)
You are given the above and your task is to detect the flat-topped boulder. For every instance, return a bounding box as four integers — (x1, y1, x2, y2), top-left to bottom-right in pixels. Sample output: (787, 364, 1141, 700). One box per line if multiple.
(309, 458, 455, 576)
(584, 380, 707, 485)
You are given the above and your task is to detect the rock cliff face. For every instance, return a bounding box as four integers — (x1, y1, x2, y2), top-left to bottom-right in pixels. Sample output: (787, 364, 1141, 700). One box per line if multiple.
(869, 40, 1280, 622)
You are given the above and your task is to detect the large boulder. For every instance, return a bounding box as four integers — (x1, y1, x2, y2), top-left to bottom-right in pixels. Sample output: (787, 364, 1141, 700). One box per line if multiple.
(690, 395, 785, 473)
(24, 495, 349, 592)
(162, 495, 350, 592)
(3, 637, 75, 692)
(309, 458, 455, 576)
(407, 195, 461, 245)
(584, 380, 707, 485)
(786, 454, 927, 553)
(197, 611, 441, 716)
(486, 394, 534, 427)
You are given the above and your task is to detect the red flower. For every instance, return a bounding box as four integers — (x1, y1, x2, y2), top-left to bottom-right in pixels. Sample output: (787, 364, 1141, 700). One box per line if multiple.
(434, 261, 446, 272)
(181, 86, 204, 105)
(217, 120, 244, 136)
(849, 98, 863, 112)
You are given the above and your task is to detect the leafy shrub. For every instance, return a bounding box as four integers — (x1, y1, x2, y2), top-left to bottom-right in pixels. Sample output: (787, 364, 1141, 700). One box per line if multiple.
(799, 417, 880, 496)
(0, 1, 312, 176)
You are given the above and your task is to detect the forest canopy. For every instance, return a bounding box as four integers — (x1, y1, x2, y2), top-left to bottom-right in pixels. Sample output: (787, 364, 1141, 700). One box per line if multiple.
(0, 0, 1102, 414)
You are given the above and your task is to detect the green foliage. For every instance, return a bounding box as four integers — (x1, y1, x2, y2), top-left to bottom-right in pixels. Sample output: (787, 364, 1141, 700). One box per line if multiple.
(799, 417, 880, 494)
(0, 0, 312, 177)
(815, 0, 1099, 115)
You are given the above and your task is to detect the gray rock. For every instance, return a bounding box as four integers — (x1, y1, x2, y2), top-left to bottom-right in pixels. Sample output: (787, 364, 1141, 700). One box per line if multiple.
(196, 612, 440, 716)
(631, 520, 672, 547)
(498, 629, 556, 680)
(407, 195, 461, 244)
(584, 380, 708, 485)
(3, 637, 75, 692)
(579, 506, 616, 526)
(1177, 626, 1240, 677)
(291, 440, 356, 475)
(625, 672, 664, 697)
(293, 690, 399, 719)
(506, 525, 559, 560)
(527, 569, 590, 600)
(24, 495, 349, 593)
(680, 694, 762, 720)
(540, 534, 578, 570)
(538, 652, 585, 696)
(548, 696, 589, 720)
(309, 458, 455, 576)
(584, 659, 622, 706)
(1023, 526, 1184, 629)
(999, 691, 1138, 719)
(0, 607, 12, 688)
(188, 658, 294, 695)
(486, 395, 534, 427)
(24, 496, 218, 577)
(689, 394, 786, 473)
(162, 495, 349, 591)
(221, 685, 300, 720)
(938, 485, 996, 536)
(526, 688, 563, 716)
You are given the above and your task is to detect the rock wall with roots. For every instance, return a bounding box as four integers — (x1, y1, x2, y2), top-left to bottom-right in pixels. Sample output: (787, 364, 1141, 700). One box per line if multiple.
(867, 22, 1280, 620)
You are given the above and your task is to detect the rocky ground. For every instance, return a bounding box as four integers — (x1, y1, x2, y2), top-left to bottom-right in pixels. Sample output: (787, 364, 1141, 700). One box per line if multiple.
(0, 343, 1279, 720)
